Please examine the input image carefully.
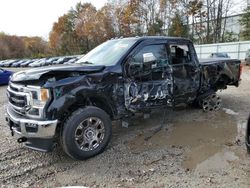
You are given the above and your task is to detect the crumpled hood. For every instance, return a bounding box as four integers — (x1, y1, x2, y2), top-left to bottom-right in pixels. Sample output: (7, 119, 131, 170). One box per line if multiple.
(11, 64, 105, 82)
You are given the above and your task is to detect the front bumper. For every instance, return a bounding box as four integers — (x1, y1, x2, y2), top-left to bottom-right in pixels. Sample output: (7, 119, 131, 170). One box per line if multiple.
(6, 105, 58, 152)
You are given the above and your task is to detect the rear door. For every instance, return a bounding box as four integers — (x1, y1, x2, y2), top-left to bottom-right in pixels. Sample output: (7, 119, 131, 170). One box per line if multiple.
(168, 42, 200, 107)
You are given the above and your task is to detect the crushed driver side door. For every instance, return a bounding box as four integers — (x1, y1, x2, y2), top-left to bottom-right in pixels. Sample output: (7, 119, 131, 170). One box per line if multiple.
(123, 40, 174, 112)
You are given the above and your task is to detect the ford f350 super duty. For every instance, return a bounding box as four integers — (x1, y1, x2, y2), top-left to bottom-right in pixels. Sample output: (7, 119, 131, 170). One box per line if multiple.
(5, 36, 241, 160)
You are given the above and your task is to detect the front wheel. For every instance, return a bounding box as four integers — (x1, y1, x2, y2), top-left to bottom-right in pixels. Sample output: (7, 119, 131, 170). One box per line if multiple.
(61, 106, 112, 160)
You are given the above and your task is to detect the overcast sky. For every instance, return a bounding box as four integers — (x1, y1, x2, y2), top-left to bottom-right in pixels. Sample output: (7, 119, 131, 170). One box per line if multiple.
(0, 0, 107, 39)
(0, 0, 246, 40)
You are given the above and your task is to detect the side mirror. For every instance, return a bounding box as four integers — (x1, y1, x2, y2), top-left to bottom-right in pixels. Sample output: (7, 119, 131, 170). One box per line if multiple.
(127, 53, 157, 78)
(142, 53, 157, 74)
(143, 53, 157, 63)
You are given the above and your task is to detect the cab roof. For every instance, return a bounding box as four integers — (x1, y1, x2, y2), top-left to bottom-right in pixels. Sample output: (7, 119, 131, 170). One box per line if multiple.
(111, 36, 192, 43)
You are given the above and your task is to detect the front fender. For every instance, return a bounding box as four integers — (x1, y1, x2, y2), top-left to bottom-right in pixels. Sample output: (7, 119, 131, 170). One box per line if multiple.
(46, 86, 117, 121)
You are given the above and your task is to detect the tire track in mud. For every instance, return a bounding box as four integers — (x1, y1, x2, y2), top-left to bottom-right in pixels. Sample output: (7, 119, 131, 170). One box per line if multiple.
(0, 147, 28, 162)
(0, 147, 46, 182)
(0, 144, 79, 186)
(0, 84, 80, 186)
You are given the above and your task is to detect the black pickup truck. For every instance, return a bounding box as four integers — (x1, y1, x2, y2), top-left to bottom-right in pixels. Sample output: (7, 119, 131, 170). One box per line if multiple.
(5, 36, 241, 160)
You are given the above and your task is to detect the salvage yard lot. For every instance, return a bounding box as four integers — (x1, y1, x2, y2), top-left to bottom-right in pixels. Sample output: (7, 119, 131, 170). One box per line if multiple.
(0, 67, 250, 187)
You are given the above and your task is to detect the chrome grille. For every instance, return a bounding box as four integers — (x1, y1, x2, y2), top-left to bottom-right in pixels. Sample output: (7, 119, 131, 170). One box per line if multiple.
(9, 84, 19, 92)
(7, 83, 28, 114)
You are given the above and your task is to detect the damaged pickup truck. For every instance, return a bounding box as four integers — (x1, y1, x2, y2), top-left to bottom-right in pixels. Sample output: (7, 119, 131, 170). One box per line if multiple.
(5, 36, 241, 160)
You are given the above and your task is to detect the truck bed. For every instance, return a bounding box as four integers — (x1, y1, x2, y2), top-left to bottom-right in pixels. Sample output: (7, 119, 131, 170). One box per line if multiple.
(199, 58, 241, 91)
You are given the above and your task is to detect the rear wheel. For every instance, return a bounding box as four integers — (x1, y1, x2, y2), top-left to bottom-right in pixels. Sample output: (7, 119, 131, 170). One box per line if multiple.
(200, 93, 222, 112)
(61, 106, 112, 160)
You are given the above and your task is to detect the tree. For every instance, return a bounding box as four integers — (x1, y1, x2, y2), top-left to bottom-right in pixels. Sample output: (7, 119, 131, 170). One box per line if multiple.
(202, 0, 233, 43)
(240, 7, 250, 40)
(148, 18, 164, 35)
(168, 12, 189, 37)
(223, 31, 238, 42)
(22, 36, 50, 58)
(185, 0, 207, 43)
(74, 3, 98, 51)
(0, 33, 51, 60)
(47, 0, 242, 56)
(96, 5, 116, 41)
(114, 0, 141, 36)
(49, 14, 81, 55)
(0, 33, 26, 60)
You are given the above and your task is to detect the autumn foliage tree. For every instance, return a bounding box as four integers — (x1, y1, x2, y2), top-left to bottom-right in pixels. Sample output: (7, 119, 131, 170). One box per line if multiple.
(0, 33, 25, 59)
(0, 33, 49, 60)
(168, 12, 189, 37)
(49, 3, 116, 55)
(48, 0, 240, 56)
(0, 0, 240, 60)
(49, 14, 81, 55)
(22, 36, 50, 58)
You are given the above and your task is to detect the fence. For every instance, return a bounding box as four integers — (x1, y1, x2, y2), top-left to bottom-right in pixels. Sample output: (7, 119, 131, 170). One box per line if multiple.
(194, 41, 250, 60)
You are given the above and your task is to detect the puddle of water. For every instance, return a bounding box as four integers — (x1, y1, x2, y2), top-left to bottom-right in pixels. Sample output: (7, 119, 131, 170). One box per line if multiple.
(127, 110, 237, 169)
(166, 111, 237, 169)
(128, 127, 170, 154)
(194, 150, 239, 175)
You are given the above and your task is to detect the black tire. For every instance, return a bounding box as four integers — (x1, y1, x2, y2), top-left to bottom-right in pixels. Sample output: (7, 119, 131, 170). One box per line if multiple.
(246, 115, 250, 154)
(61, 106, 112, 160)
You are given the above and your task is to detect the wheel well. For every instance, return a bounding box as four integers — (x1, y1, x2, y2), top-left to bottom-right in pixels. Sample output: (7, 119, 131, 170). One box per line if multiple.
(89, 97, 114, 119)
(63, 96, 114, 122)
(56, 96, 115, 137)
(215, 74, 230, 89)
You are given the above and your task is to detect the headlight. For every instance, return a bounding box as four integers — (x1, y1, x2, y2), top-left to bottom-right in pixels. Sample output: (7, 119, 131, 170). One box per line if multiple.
(31, 88, 50, 108)
(10, 84, 51, 118)
(24, 86, 50, 109)
(40, 88, 50, 102)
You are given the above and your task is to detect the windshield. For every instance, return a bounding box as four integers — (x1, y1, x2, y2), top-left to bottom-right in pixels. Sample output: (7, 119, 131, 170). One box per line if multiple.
(76, 38, 137, 66)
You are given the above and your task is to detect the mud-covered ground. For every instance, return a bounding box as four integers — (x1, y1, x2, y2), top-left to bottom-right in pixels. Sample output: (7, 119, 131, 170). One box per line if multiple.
(0, 67, 250, 187)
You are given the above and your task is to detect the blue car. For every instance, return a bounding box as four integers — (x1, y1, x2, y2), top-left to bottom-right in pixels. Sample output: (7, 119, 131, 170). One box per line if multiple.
(0, 68, 12, 85)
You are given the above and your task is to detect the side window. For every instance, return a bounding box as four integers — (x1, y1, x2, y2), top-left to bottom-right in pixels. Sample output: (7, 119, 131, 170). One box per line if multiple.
(170, 44, 192, 64)
(131, 44, 168, 66)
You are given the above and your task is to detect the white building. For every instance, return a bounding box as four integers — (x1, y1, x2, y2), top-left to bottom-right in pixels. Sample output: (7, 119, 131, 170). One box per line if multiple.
(195, 40, 250, 60)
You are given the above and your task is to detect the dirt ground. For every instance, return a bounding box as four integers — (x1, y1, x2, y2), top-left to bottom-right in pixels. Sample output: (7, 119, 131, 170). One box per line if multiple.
(0, 66, 250, 188)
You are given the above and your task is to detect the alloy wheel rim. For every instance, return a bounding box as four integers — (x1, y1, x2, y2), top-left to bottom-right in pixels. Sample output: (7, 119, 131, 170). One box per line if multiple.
(202, 94, 222, 112)
(74, 117, 105, 151)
